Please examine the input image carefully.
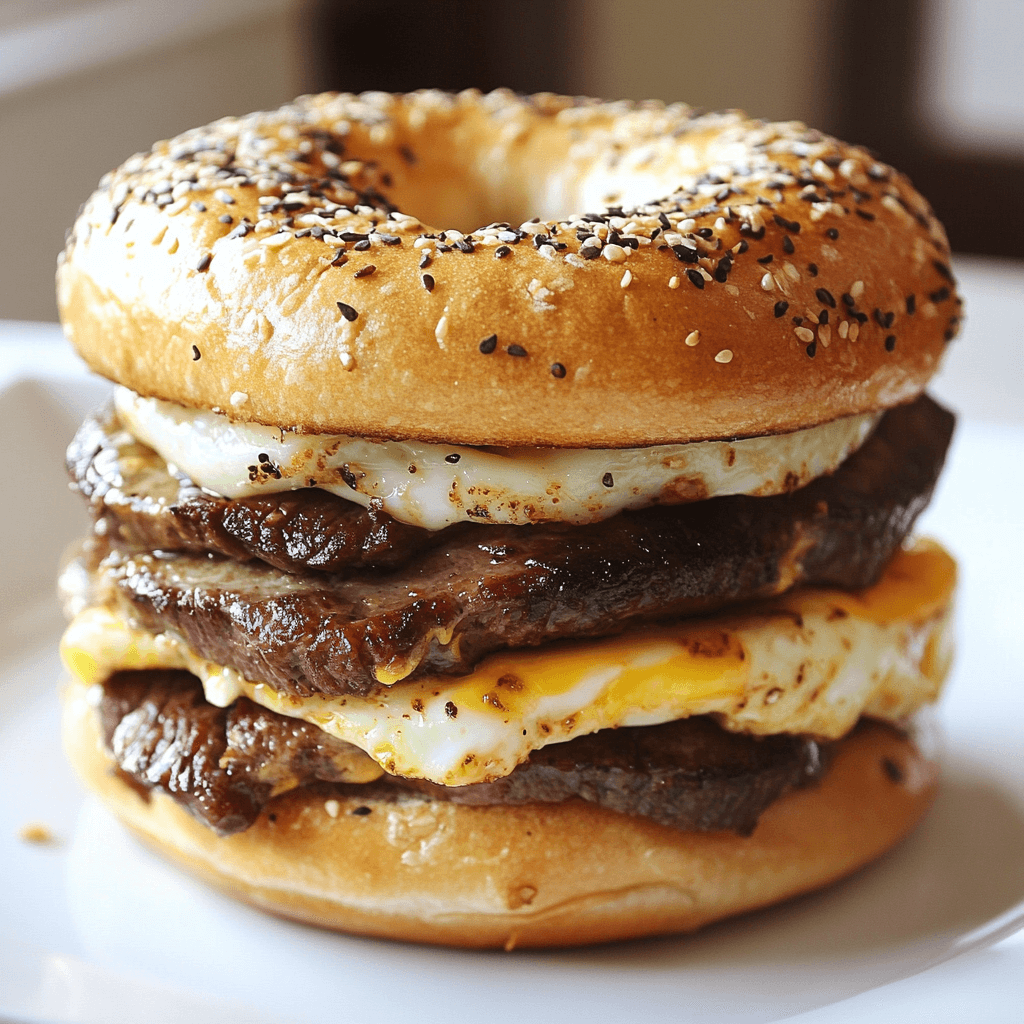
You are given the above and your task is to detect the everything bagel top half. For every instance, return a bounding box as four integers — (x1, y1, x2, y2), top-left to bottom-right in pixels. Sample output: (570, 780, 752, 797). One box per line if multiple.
(57, 89, 960, 446)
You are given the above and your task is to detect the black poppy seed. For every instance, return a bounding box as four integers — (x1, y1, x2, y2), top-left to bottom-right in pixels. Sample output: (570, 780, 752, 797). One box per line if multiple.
(455, 238, 475, 253)
(379, 234, 401, 246)
(930, 286, 951, 303)
(672, 244, 699, 264)
(735, 239, 749, 254)
(819, 309, 829, 324)
(337, 301, 358, 321)
(854, 311, 868, 323)
(696, 227, 714, 239)
(507, 344, 528, 357)
(757, 254, 774, 264)
(714, 259, 731, 283)
(686, 268, 705, 290)
(806, 341, 817, 358)
(873, 308, 895, 328)
(774, 300, 789, 318)
(195, 252, 212, 272)
(792, 316, 804, 325)
(445, 701, 458, 719)
(353, 264, 376, 278)
(807, 263, 819, 277)
(826, 227, 839, 240)
(495, 245, 512, 259)
(331, 250, 348, 267)
(445, 453, 461, 464)
(550, 362, 567, 378)
(773, 214, 801, 233)
(782, 234, 795, 254)
(353, 239, 371, 251)
(218, 214, 233, 225)
(815, 288, 836, 308)
(258, 453, 270, 464)
(906, 294, 916, 314)
(340, 232, 368, 242)
(418, 253, 432, 270)
(602, 472, 614, 488)
(842, 292, 855, 308)
(855, 209, 876, 221)
(933, 260, 954, 282)
(885, 334, 896, 352)
(351, 805, 373, 816)
(422, 273, 434, 292)
(658, 212, 671, 229)
(944, 326, 956, 341)
(479, 334, 498, 354)
(192, 201, 206, 213)
(191, 345, 201, 361)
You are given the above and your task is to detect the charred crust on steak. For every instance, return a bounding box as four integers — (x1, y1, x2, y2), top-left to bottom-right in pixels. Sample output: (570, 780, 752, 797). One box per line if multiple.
(98, 669, 828, 836)
(92, 396, 954, 698)
(99, 668, 371, 836)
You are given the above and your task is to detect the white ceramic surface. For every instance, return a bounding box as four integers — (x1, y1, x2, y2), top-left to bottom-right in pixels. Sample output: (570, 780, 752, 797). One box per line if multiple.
(1, 258, 1023, 1023)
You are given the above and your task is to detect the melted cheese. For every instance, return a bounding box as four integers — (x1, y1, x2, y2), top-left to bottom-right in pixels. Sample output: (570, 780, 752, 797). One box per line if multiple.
(61, 542, 955, 787)
(114, 386, 879, 530)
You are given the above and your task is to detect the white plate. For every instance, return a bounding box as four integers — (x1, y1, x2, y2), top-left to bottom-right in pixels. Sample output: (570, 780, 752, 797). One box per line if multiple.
(2, 373, 1024, 1024)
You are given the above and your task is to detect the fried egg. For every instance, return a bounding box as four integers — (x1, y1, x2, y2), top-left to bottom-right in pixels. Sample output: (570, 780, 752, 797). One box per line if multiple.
(114, 387, 880, 531)
(61, 542, 954, 787)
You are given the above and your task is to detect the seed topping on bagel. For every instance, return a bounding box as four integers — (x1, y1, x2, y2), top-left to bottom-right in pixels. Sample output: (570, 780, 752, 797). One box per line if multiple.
(58, 89, 961, 446)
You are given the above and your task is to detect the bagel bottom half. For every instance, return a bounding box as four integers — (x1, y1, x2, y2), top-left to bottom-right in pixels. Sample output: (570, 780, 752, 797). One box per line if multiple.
(62, 680, 937, 949)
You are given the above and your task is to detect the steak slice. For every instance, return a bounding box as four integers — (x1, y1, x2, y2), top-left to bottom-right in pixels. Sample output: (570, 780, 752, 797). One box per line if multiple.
(99, 669, 826, 836)
(101, 396, 953, 697)
(67, 406, 438, 573)
(99, 668, 379, 836)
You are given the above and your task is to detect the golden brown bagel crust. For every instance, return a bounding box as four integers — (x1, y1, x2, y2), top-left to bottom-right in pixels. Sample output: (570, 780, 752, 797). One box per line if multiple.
(57, 91, 960, 446)
(64, 681, 937, 948)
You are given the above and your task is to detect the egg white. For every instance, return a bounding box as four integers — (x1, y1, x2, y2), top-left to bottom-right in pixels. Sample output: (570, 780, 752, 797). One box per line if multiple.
(114, 387, 879, 531)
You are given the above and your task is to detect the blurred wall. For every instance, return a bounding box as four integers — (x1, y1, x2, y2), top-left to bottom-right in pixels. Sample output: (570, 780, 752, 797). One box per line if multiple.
(578, 0, 831, 126)
(0, 1, 309, 323)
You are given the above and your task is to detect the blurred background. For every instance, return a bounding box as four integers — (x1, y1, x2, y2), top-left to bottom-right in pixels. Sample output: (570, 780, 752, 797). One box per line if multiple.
(1, 0, 1022, 323)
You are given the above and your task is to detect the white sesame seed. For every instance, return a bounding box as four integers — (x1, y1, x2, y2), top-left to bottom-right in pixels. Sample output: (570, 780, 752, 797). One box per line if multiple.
(668, 276, 680, 289)
(812, 159, 835, 180)
(761, 273, 775, 291)
(339, 350, 356, 370)
(795, 326, 815, 343)
(699, 267, 713, 282)
(166, 236, 179, 255)
(804, 310, 819, 324)
(214, 189, 235, 205)
(818, 323, 832, 347)
(849, 321, 860, 341)
(413, 236, 433, 248)
(783, 261, 801, 282)
(685, 330, 700, 347)
(851, 280, 865, 298)
(715, 349, 733, 363)
(435, 316, 448, 346)
(838, 320, 849, 339)
(581, 236, 601, 250)
(714, 217, 727, 231)
(602, 243, 628, 263)
(229, 391, 248, 407)
(620, 269, 632, 288)
(725, 283, 740, 296)
(324, 800, 340, 818)
(260, 232, 291, 248)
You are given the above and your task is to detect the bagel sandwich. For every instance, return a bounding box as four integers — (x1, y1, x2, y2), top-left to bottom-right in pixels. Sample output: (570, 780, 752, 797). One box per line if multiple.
(56, 90, 959, 948)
